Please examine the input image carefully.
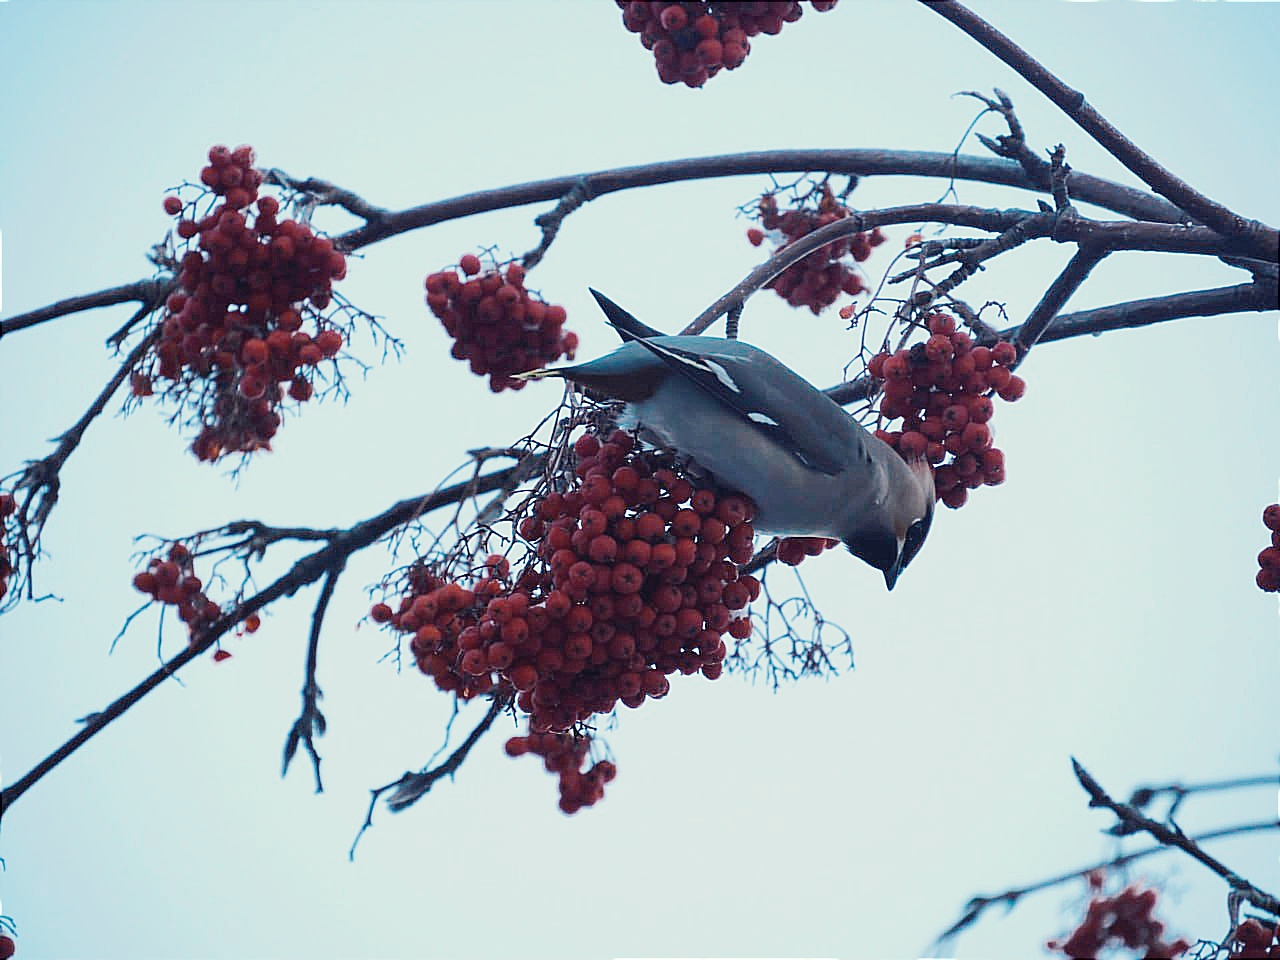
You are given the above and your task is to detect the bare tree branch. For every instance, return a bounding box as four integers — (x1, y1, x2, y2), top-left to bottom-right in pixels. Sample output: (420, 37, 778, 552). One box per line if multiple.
(4, 329, 159, 601)
(1072, 758, 1280, 917)
(935, 819, 1279, 947)
(0, 279, 168, 340)
(1007, 280, 1276, 346)
(3, 149, 1258, 341)
(686, 203, 1262, 338)
(332, 149, 1197, 251)
(261, 169, 390, 226)
(921, 0, 1279, 261)
(1012, 245, 1108, 361)
(0, 462, 529, 821)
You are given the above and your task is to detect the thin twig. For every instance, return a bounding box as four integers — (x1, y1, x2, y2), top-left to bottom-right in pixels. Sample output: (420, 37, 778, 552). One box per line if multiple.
(282, 565, 343, 792)
(965, 88, 1052, 192)
(523, 177, 595, 270)
(349, 694, 509, 860)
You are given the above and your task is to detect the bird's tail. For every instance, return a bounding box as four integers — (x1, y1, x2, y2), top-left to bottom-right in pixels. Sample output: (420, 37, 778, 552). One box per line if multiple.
(510, 367, 565, 382)
(589, 288, 666, 341)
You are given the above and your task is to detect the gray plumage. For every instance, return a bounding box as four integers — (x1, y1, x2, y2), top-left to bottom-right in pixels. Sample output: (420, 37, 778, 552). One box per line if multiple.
(517, 291, 935, 589)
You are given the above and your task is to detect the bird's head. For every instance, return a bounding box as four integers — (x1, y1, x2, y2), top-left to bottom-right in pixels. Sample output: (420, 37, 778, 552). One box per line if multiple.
(844, 456, 935, 591)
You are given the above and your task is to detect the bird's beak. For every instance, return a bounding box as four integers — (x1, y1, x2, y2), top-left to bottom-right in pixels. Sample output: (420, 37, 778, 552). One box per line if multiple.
(882, 562, 901, 591)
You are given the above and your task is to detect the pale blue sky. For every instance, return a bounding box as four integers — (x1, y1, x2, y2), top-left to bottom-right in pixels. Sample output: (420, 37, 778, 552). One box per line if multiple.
(1, 2, 1277, 958)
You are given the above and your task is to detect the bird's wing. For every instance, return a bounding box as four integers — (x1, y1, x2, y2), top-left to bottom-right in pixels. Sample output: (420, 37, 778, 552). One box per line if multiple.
(585, 288, 877, 477)
(626, 335, 870, 477)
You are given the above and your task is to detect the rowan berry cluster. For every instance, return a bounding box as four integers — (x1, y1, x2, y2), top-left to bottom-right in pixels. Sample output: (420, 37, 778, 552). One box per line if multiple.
(869, 312, 1025, 509)
(137, 144, 347, 462)
(131, 543, 221, 644)
(618, 1, 838, 88)
(1231, 918, 1280, 958)
(374, 427, 776, 811)
(749, 187, 882, 314)
(1047, 884, 1190, 959)
(425, 256, 578, 393)
(370, 560, 509, 701)
(0, 492, 15, 604)
(505, 731, 618, 814)
(514, 429, 761, 728)
(1256, 503, 1280, 593)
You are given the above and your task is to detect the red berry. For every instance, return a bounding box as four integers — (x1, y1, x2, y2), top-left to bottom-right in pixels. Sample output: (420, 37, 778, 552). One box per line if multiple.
(658, 4, 687, 30)
(928, 313, 956, 336)
(1263, 504, 1280, 532)
(998, 375, 1026, 402)
(991, 340, 1017, 366)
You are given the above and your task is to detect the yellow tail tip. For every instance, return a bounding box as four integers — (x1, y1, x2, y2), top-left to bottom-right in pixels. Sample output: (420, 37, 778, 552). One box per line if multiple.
(511, 367, 558, 382)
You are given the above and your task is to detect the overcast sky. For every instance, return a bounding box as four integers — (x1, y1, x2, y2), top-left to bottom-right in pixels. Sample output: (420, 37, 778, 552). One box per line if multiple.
(1, 2, 1277, 958)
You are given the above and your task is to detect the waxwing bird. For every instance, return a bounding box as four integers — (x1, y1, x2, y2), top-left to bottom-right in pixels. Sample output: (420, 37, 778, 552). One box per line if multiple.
(516, 290, 935, 589)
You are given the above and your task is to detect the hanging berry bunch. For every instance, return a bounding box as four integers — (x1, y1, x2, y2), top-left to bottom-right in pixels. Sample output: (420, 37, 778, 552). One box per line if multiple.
(618, 1, 839, 88)
(505, 731, 618, 815)
(373, 427, 798, 811)
(370, 559, 510, 701)
(1229, 918, 1280, 959)
(0, 492, 16, 605)
(1046, 883, 1190, 959)
(425, 256, 578, 393)
(1256, 503, 1280, 593)
(131, 543, 222, 646)
(869, 312, 1026, 510)
(130, 541, 261, 657)
(749, 184, 885, 315)
(136, 144, 349, 462)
